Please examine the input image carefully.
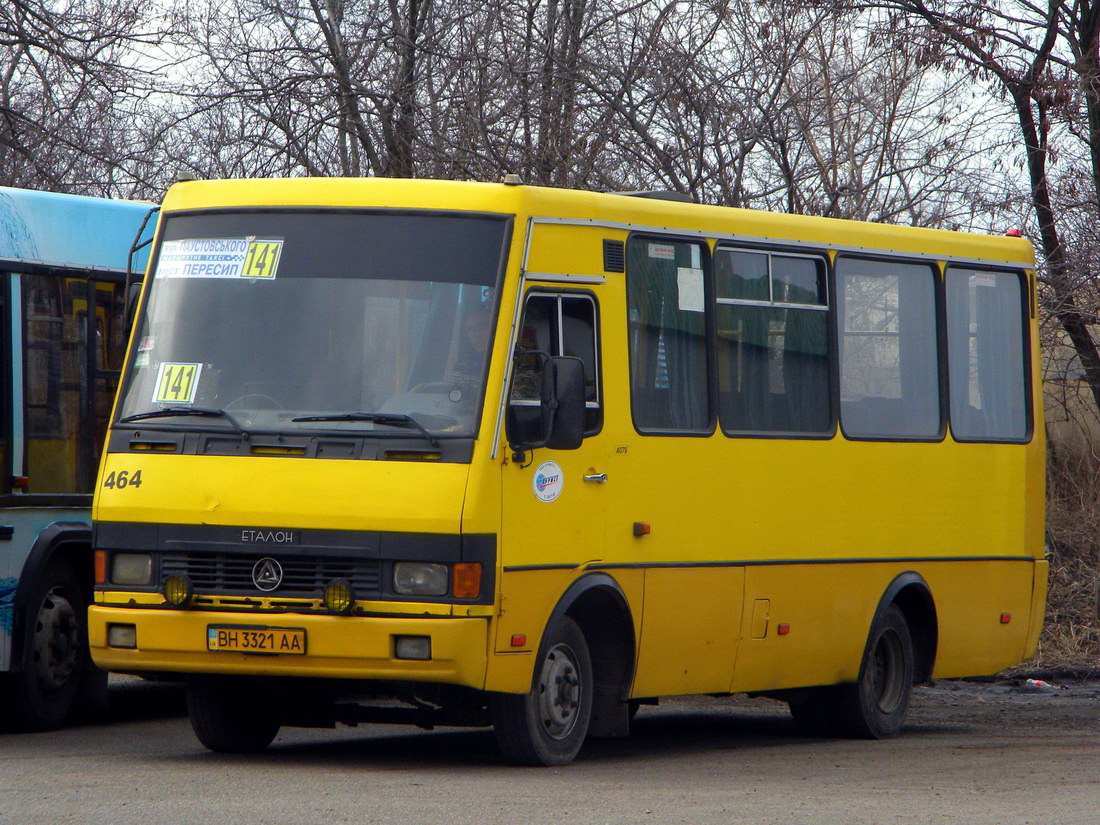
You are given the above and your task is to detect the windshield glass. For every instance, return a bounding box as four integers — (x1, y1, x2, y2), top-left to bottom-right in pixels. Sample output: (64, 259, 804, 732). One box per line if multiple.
(117, 210, 508, 438)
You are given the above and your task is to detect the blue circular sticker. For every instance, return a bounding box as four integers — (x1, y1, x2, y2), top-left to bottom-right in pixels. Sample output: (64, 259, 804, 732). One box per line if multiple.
(532, 460, 564, 502)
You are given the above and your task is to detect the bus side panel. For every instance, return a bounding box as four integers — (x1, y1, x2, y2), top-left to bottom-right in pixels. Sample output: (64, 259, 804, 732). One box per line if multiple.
(1024, 559, 1049, 661)
(631, 566, 743, 697)
(729, 564, 876, 694)
(925, 560, 1038, 678)
(491, 569, 574, 656)
(727, 560, 1039, 692)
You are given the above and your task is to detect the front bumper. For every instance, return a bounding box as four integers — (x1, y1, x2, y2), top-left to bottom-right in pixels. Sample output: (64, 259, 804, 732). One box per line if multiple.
(89, 605, 490, 688)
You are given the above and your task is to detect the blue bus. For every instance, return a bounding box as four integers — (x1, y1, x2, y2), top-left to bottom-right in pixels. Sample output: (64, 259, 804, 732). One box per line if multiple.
(0, 187, 155, 730)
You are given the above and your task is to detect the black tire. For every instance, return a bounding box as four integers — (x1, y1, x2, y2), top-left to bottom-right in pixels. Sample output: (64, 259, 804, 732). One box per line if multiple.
(186, 676, 281, 753)
(490, 616, 593, 766)
(788, 604, 914, 739)
(0, 562, 91, 731)
(73, 666, 110, 722)
(788, 689, 835, 737)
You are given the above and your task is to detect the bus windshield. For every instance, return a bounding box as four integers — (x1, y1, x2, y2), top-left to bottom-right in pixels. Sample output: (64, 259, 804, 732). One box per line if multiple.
(116, 210, 508, 439)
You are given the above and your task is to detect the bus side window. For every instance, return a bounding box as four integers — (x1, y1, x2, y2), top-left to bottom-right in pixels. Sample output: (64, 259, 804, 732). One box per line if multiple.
(715, 248, 831, 435)
(509, 293, 601, 444)
(836, 257, 940, 439)
(22, 273, 81, 494)
(626, 237, 710, 433)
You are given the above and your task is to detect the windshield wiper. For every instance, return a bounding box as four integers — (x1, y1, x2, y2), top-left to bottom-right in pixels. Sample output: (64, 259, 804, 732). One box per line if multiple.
(291, 411, 440, 448)
(118, 406, 250, 438)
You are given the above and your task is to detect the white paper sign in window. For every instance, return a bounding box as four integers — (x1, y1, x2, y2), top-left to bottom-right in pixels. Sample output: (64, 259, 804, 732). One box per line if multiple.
(677, 267, 705, 312)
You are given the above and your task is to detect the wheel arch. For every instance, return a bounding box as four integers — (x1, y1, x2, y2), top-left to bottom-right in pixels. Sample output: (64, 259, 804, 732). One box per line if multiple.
(544, 572, 637, 736)
(872, 571, 938, 684)
(10, 522, 93, 672)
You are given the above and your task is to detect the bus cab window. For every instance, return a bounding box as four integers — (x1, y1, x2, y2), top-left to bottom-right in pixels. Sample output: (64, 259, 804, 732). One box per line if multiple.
(509, 293, 601, 443)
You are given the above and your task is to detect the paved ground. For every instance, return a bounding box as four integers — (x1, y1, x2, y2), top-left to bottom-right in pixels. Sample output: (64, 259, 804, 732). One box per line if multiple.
(0, 677, 1097, 824)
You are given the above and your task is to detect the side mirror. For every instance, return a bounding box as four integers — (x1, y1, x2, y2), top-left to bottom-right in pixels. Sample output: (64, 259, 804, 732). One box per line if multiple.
(541, 356, 585, 450)
(507, 355, 586, 453)
(126, 283, 143, 328)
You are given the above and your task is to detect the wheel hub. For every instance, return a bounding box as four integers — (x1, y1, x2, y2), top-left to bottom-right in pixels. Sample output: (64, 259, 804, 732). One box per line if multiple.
(32, 590, 80, 692)
(537, 644, 581, 740)
(870, 628, 905, 714)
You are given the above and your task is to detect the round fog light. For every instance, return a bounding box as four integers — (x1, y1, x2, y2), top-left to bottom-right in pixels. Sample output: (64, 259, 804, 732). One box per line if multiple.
(323, 579, 354, 615)
(163, 575, 193, 607)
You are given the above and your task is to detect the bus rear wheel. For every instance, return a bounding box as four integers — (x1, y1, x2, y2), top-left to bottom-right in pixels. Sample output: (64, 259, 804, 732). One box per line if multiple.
(789, 604, 914, 739)
(187, 676, 281, 753)
(490, 617, 593, 766)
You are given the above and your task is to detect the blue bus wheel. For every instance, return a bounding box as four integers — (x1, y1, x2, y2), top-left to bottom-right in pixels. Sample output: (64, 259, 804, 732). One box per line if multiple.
(1, 563, 87, 731)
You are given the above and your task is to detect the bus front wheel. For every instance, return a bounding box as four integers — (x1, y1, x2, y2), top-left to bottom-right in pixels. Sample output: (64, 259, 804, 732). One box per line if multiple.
(187, 676, 281, 753)
(490, 616, 593, 766)
(1, 562, 93, 731)
(789, 604, 914, 739)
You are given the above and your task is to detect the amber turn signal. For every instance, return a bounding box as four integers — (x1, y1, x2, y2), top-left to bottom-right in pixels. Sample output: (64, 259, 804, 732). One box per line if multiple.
(452, 563, 482, 599)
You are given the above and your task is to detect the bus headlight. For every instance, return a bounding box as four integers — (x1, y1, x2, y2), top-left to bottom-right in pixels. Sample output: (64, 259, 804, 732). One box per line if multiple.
(393, 562, 448, 596)
(111, 553, 153, 586)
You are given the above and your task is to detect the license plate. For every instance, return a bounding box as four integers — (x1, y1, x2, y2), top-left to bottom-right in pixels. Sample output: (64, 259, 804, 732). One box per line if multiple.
(207, 625, 306, 655)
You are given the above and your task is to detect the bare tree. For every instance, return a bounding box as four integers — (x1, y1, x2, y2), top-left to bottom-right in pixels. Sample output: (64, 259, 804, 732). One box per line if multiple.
(167, 0, 467, 178)
(851, 0, 1100, 413)
(0, 0, 163, 196)
(758, 12, 1007, 225)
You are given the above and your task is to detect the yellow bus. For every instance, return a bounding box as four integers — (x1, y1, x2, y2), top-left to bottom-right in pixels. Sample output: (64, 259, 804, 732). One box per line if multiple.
(89, 178, 1045, 765)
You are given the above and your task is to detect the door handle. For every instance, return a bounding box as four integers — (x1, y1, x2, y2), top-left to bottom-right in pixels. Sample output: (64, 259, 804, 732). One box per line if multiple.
(583, 473, 608, 483)
(0, 525, 13, 541)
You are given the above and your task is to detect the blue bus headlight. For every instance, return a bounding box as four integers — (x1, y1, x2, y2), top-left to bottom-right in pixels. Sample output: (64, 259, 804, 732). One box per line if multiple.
(111, 553, 153, 586)
(393, 562, 448, 596)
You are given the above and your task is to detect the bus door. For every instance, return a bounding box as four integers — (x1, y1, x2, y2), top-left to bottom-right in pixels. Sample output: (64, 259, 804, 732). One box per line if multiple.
(497, 289, 607, 651)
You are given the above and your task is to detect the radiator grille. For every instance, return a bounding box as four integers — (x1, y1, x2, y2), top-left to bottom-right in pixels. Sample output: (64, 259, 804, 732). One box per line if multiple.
(160, 552, 382, 597)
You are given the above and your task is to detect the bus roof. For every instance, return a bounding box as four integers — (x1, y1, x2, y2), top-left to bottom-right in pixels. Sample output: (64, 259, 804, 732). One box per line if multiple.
(160, 177, 1035, 268)
(0, 186, 157, 274)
